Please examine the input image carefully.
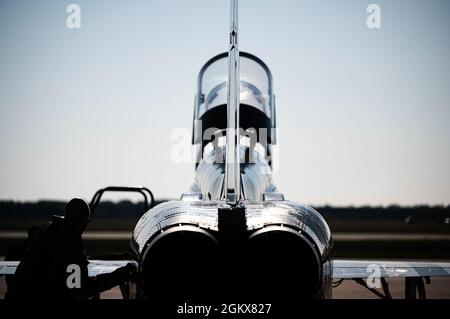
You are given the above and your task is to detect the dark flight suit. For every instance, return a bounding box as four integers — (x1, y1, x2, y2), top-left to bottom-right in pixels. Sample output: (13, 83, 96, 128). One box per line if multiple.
(10, 216, 131, 299)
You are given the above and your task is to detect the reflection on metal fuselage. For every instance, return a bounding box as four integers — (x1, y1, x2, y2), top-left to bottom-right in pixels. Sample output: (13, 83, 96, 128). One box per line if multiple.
(131, 187, 333, 298)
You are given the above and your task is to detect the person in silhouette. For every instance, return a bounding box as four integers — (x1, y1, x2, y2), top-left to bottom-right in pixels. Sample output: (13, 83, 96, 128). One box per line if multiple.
(9, 198, 135, 299)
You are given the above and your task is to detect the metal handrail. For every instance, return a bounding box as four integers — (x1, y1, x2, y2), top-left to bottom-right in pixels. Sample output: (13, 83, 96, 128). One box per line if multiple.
(89, 186, 155, 219)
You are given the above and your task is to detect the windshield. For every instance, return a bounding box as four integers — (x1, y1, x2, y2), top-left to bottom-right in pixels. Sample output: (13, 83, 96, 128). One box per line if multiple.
(195, 52, 274, 121)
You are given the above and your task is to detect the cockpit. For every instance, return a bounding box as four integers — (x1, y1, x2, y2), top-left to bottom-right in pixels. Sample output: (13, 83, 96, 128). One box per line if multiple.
(192, 52, 277, 165)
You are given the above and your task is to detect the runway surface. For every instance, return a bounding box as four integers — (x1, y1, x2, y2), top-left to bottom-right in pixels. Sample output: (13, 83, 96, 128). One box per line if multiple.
(1, 275, 449, 299)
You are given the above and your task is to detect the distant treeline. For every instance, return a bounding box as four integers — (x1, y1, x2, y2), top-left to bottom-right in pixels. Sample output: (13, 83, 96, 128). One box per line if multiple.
(0, 200, 167, 220)
(319, 205, 450, 224)
(0, 200, 167, 231)
(0, 200, 449, 224)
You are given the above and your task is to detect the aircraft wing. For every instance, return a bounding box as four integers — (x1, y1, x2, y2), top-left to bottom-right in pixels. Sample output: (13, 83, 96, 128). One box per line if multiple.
(332, 259, 450, 279)
(4, 259, 450, 278)
(87, 260, 137, 276)
(0, 261, 18, 275)
(0, 260, 136, 276)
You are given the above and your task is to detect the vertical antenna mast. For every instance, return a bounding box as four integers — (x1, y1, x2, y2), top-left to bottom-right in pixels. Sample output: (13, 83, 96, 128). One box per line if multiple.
(222, 0, 241, 206)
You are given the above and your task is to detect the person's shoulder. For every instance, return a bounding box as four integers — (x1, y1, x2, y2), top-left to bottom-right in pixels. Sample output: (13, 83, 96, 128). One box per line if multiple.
(30, 216, 64, 243)
(50, 215, 65, 224)
(44, 215, 65, 231)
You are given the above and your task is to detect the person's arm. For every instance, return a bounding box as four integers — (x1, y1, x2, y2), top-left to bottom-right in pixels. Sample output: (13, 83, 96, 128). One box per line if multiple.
(83, 263, 136, 298)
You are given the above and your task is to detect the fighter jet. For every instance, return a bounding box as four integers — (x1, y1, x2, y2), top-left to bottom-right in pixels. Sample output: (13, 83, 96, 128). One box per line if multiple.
(1, 0, 450, 299)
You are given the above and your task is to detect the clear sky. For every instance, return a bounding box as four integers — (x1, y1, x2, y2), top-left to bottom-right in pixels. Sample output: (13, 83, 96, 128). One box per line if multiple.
(0, 0, 449, 206)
